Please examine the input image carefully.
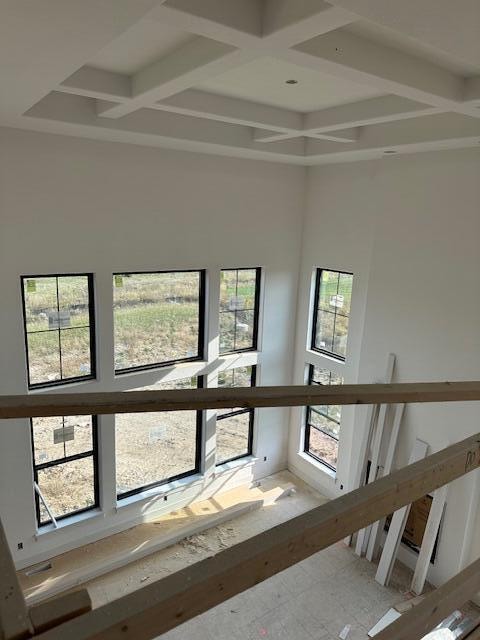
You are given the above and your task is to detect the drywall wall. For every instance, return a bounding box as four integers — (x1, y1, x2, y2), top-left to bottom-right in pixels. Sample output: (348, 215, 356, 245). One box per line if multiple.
(0, 127, 305, 567)
(290, 149, 480, 586)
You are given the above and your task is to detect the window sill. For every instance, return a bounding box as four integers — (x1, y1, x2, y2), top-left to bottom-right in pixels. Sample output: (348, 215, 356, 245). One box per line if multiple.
(215, 455, 257, 474)
(306, 349, 346, 367)
(35, 508, 104, 540)
(115, 473, 204, 510)
(298, 450, 336, 481)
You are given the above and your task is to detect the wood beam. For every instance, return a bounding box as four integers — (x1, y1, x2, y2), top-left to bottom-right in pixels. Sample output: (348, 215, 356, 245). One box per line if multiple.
(0, 521, 31, 640)
(29, 590, 92, 634)
(2, 381, 480, 420)
(375, 555, 480, 640)
(32, 433, 480, 640)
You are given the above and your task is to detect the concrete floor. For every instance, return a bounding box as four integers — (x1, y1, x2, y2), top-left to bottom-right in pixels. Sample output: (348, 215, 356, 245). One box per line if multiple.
(81, 471, 418, 640)
(160, 540, 415, 640)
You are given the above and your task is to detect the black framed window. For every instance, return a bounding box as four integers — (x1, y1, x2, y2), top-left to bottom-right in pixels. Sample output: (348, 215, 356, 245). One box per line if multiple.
(113, 270, 205, 373)
(304, 365, 343, 471)
(216, 366, 256, 465)
(30, 415, 99, 526)
(219, 268, 260, 354)
(21, 274, 96, 388)
(311, 269, 353, 360)
(115, 376, 203, 498)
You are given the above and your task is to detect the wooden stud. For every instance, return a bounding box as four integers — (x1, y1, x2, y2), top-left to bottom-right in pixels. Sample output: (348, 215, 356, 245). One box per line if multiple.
(374, 556, 480, 640)
(0, 520, 32, 640)
(33, 432, 480, 640)
(29, 590, 92, 634)
(2, 381, 480, 419)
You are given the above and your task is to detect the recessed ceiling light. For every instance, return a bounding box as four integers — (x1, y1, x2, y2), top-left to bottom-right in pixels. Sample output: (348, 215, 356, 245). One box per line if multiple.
(285, 79, 298, 85)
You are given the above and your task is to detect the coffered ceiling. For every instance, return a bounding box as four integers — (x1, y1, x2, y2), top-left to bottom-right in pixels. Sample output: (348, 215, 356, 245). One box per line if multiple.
(1, 0, 479, 165)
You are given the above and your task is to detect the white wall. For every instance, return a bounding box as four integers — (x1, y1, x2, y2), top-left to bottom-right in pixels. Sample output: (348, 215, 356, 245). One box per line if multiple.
(0, 127, 305, 567)
(289, 149, 480, 586)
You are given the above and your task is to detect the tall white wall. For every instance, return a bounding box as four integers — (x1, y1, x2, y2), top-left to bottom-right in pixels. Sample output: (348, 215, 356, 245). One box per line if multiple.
(0, 127, 305, 567)
(290, 149, 480, 586)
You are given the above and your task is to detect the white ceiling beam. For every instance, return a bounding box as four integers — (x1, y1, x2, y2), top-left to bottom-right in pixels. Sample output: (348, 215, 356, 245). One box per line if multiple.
(305, 112, 480, 161)
(0, 0, 162, 119)
(304, 95, 440, 132)
(97, 37, 255, 118)
(60, 66, 131, 101)
(162, 0, 263, 36)
(26, 91, 306, 162)
(153, 89, 302, 131)
(464, 76, 480, 104)
(254, 126, 360, 144)
(291, 30, 465, 108)
(147, 2, 260, 48)
(261, 0, 356, 47)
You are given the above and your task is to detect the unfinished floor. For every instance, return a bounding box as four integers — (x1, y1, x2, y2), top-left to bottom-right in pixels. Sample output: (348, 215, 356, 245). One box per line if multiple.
(37, 471, 426, 640)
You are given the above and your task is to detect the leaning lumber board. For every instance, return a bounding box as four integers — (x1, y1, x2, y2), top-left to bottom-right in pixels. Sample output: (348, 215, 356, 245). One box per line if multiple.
(355, 402, 389, 556)
(33, 432, 480, 640)
(29, 590, 91, 633)
(24, 501, 263, 606)
(366, 403, 405, 562)
(2, 381, 480, 419)
(374, 555, 480, 640)
(0, 520, 32, 640)
(410, 484, 448, 595)
(375, 439, 429, 586)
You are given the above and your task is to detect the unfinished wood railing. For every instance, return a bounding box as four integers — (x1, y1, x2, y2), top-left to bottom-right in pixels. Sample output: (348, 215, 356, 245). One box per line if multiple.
(1, 382, 480, 640)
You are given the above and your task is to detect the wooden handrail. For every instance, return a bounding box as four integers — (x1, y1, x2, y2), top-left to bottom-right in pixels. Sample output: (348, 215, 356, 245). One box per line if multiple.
(30, 432, 480, 640)
(1, 381, 480, 419)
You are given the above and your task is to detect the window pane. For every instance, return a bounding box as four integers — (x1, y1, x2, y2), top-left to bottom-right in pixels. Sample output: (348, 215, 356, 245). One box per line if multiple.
(113, 272, 202, 371)
(216, 412, 251, 465)
(305, 366, 343, 470)
(58, 276, 90, 328)
(313, 269, 353, 359)
(22, 275, 95, 387)
(333, 314, 349, 359)
(37, 457, 96, 524)
(236, 269, 257, 309)
(218, 366, 253, 417)
(27, 331, 61, 385)
(24, 277, 58, 332)
(219, 312, 235, 353)
(234, 309, 255, 350)
(32, 416, 94, 465)
(308, 430, 338, 469)
(318, 270, 338, 312)
(32, 416, 65, 465)
(310, 410, 340, 439)
(64, 416, 94, 458)
(338, 273, 353, 316)
(315, 310, 335, 353)
(60, 328, 92, 379)
(219, 270, 238, 311)
(219, 269, 259, 354)
(115, 377, 199, 496)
